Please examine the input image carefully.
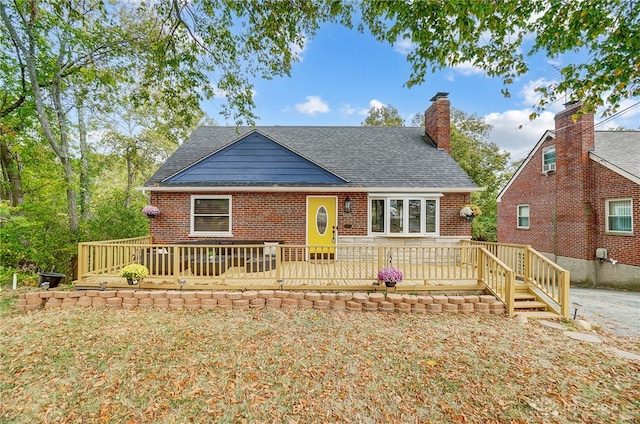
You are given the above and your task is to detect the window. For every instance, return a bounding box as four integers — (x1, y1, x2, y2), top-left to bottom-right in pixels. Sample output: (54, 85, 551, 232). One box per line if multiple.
(517, 205, 529, 229)
(606, 199, 633, 233)
(369, 196, 439, 235)
(191, 195, 232, 236)
(542, 146, 556, 173)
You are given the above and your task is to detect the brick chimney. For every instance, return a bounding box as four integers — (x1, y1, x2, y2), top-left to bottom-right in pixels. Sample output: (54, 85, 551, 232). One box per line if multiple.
(424, 92, 451, 153)
(554, 101, 595, 260)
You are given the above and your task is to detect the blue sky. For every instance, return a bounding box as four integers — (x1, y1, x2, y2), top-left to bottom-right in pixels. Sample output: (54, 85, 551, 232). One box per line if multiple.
(202, 22, 640, 161)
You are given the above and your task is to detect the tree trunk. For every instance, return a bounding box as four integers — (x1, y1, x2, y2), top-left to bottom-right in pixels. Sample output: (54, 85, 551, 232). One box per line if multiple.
(0, 138, 24, 206)
(76, 87, 91, 220)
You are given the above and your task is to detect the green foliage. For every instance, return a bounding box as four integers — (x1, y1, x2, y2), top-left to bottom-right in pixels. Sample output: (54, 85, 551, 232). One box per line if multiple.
(359, 0, 640, 117)
(361, 104, 405, 126)
(82, 190, 150, 242)
(447, 109, 510, 242)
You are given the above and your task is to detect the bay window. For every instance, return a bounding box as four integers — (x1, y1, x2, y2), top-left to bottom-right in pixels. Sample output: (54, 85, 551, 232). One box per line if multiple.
(369, 195, 439, 236)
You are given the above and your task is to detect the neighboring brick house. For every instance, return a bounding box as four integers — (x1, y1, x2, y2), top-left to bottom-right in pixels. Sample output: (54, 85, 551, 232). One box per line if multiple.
(497, 101, 640, 289)
(142, 93, 481, 251)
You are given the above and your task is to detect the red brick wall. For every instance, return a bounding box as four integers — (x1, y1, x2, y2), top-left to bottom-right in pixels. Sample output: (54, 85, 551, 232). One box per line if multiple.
(424, 96, 451, 153)
(590, 161, 640, 266)
(498, 134, 557, 252)
(440, 193, 473, 237)
(554, 103, 596, 260)
(499, 103, 640, 267)
(149, 191, 470, 243)
(498, 103, 597, 259)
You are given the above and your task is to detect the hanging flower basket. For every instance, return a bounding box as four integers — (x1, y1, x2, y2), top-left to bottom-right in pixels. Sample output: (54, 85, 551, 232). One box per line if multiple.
(142, 205, 160, 218)
(377, 266, 403, 287)
(460, 204, 482, 222)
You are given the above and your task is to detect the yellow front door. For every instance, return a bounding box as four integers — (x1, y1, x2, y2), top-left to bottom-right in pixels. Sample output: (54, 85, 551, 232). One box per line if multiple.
(307, 196, 337, 260)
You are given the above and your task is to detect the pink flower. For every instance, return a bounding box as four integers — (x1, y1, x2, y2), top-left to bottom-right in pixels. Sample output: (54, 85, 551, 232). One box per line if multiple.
(377, 266, 403, 283)
(142, 205, 160, 216)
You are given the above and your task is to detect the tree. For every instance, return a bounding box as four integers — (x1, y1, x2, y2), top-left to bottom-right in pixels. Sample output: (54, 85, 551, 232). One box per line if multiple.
(360, 0, 640, 117)
(448, 109, 510, 241)
(361, 104, 405, 126)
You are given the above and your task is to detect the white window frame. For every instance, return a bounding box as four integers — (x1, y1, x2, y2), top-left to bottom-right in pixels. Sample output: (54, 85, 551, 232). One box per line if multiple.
(605, 198, 633, 234)
(190, 195, 233, 237)
(517, 204, 530, 229)
(368, 194, 440, 236)
(542, 146, 556, 173)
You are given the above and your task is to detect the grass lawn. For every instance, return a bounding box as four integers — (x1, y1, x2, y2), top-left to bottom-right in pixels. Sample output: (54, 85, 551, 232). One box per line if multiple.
(0, 290, 639, 423)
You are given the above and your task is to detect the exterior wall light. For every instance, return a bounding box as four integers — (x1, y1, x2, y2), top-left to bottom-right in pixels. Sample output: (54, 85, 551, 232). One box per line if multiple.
(344, 196, 352, 213)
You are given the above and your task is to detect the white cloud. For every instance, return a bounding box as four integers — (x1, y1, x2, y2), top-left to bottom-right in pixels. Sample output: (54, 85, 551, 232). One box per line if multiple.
(294, 96, 330, 115)
(368, 99, 384, 109)
(452, 61, 484, 76)
(484, 109, 555, 157)
(393, 38, 414, 55)
(356, 99, 385, 115)
(547, 57, 562, 67)
(339, 103, 357, 116)
(519, 78, 563, 113)
(596, 97, 640, 130)
(289, 35, 308, 61)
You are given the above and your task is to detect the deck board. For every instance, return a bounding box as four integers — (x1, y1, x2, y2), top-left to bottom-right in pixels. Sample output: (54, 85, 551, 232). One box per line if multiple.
(76, 260, 479, 291)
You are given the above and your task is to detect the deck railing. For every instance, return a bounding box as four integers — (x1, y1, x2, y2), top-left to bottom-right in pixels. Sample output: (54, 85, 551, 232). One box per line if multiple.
(77, 241, 482, 286)
(77, 238, 570, 316)
(477, 247, 515, 316)
(463, 241, 570, 317)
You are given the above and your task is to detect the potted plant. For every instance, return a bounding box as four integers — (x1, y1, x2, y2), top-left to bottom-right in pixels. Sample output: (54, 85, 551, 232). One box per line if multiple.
(119, 264, 149, 285)
(377, 266, 403, 287)
(460, 204, 482, 222)
(142, 205, 160, 218)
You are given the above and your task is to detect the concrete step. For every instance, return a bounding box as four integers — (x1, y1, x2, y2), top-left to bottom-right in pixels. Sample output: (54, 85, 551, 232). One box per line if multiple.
(515, 311, 562, 319)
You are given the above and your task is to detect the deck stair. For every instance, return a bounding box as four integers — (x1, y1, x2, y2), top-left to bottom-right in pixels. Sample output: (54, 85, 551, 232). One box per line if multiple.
(513, 286, 562, 319)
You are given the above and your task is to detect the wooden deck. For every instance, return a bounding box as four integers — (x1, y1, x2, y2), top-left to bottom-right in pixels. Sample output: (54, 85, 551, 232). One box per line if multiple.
(76, 260, 483, 292)
(76, 239, 571, 317)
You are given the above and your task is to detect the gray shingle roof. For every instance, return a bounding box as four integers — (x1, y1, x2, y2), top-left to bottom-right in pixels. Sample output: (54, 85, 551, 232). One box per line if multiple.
(145, 126, 477, 190)
(594, 131, 640, 180)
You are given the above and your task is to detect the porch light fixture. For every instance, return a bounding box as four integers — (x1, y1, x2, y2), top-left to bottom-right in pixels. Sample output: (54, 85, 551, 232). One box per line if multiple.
(344, 196, 352, 213)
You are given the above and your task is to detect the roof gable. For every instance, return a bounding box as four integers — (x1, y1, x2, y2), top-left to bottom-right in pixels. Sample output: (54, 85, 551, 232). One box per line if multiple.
(497, 130, 555, 202)
(145, 126, 479, 191)
(165, 131, 346, 184)
(591, 131, 640, 184)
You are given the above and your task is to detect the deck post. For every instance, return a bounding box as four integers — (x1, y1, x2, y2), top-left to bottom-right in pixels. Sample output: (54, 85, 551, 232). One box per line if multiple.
(523, 246, 532, 285)
(173, 245, 181, 284)
(477, 248, 485, 285)
(275, 245, 282, 282)
(78, 243, 87, 278)
(559, 270, 570, 318)
(505, 268, 515, 316)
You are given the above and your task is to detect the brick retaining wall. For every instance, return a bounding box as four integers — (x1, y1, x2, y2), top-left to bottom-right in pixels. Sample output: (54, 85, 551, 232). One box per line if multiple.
(17, 290, 506, 315)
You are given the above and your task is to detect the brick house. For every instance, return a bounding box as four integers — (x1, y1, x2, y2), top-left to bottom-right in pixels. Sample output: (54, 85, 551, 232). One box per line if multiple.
(142, 93, 481, 251)
(497, 101, 640, 289)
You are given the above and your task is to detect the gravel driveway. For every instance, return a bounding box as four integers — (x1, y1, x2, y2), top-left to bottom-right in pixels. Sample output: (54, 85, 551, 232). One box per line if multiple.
(570, 287, 640, 338)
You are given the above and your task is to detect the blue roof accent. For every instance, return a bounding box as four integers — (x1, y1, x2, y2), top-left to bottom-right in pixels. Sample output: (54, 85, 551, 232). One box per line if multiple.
(165, 131, 346, 184)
